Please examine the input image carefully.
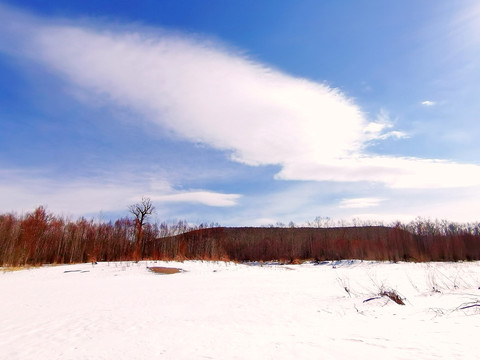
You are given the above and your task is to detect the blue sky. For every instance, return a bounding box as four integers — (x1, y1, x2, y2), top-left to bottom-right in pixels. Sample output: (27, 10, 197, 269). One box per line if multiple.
(1, 0, 480, 225)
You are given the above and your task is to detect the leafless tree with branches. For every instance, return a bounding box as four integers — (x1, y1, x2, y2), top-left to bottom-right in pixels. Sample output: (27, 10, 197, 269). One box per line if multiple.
(129, 197, 155, 260)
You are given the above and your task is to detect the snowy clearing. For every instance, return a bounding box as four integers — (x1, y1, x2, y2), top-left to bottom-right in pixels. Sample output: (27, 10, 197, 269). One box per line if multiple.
(1, 260, 480, 359)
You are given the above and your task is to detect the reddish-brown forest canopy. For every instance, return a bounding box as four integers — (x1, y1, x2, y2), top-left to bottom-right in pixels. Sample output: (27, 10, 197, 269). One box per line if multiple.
(1, 207, 480, 266)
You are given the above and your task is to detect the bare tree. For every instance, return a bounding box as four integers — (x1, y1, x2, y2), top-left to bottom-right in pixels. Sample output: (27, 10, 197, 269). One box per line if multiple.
(129, 197, 155, 259)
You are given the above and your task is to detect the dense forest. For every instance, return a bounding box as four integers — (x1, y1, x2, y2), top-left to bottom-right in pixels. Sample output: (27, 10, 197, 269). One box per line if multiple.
(1, 206, 480, 266)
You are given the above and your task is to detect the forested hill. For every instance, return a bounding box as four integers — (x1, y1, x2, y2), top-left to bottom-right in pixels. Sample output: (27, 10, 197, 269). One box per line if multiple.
(157, 226, 480, 263)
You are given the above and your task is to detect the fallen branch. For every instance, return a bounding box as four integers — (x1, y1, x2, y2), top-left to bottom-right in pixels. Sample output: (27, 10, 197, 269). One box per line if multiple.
(460, 303, 480, 310)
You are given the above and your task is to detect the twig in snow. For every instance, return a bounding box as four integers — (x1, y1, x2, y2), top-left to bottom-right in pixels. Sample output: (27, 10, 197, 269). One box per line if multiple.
(363, 296, 382, 303)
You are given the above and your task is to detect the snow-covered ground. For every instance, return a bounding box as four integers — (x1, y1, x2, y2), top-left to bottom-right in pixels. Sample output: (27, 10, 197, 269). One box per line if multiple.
(1, 260, 479, 359)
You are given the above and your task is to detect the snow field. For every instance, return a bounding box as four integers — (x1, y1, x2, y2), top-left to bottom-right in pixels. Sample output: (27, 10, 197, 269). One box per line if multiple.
(1, 260, 479, 359)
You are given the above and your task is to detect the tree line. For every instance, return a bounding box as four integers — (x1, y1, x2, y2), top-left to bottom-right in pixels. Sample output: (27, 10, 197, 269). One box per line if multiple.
(0, 205, 212, 266)
(1, 206, 480, 266)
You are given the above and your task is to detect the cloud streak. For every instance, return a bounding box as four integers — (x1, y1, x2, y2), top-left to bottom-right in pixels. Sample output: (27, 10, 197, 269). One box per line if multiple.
(339, 197, 385, 209)
(151, 192, 241, 207)
(275, 156, 480, 189)
(0, 168, 240, 216)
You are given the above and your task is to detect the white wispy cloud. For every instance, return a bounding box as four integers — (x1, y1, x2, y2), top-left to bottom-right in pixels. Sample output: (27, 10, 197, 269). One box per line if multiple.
(341, 186, 480, 224)
(0, 168, 241, 216)
(29, 26, 367, 167)
(227, 182, 480, 226)
(1, 3, 480, 201)
(150, 192, 241, 207)
(339, 197, 385, 209)
(364, 109, 408, 142)
(421, 100, 436, 106)
(275, 156, 480, 189)
(448, 2, 480, 54)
